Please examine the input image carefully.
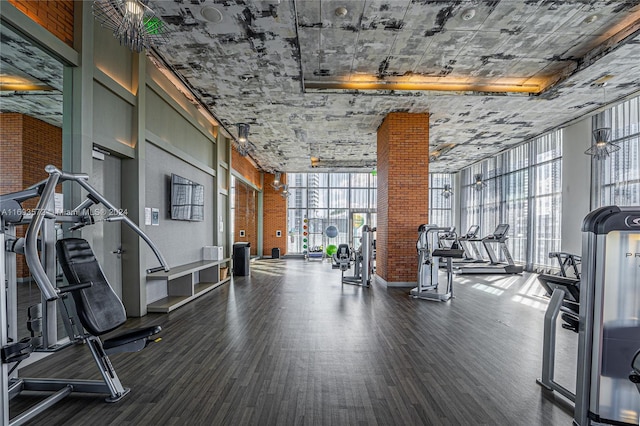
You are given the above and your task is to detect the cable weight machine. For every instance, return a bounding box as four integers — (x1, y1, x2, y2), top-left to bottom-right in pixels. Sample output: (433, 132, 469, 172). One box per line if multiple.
(332, 225, 375, 287)
(410, 224, 464, 302)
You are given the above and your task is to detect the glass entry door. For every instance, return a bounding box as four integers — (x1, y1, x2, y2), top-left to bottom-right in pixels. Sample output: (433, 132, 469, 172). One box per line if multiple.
(350, 210, 376, 250)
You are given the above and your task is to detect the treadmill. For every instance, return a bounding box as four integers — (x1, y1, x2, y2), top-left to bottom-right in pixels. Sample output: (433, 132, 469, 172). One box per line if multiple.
(455, 225, 485, 264)
(452, 224, 523, 274)
(437, 227, 457, 249)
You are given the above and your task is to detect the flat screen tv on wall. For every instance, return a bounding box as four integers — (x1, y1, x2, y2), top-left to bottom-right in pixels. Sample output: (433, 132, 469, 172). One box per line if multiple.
(170, 174, 205, 221)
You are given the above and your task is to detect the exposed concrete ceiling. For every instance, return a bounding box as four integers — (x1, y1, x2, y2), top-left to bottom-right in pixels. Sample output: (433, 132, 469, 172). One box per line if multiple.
(0, 24, 64, 127)
(2, 1, 640, 174)
(149, 0, 640, 173)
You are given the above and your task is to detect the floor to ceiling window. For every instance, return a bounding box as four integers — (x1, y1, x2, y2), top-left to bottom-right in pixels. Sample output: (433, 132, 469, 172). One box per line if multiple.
(428, 173, 454, 228)
(460, 130, 563, 269)
(530, 133, 563, 269)
(499, 144, 529, 264)
(287, 172, 454, 254)
(287, 172, 377, 255)
(460, 162, 483, 236)
(595, 95, 640, 207)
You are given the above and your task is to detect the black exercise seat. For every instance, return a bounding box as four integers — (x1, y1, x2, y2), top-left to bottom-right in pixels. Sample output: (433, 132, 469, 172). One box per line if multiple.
(56, 238, 161, 354)
(332, 243, 351, 270)
(103, 325, 162, 354)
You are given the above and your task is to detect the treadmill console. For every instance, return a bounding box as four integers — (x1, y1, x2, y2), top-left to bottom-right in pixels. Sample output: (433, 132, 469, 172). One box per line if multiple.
(492, 224, 510, 238)
(465, 225, 480, 238)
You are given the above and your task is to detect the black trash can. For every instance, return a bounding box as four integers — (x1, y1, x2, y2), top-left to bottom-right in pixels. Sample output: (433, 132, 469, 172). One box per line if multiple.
(233, 242, 251, 276)
(271, 247, 280, 259)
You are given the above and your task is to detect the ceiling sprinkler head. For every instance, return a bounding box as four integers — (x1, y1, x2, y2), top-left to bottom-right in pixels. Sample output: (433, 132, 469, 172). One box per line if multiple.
(200, 6, 223, 23)
(584, 14, 598, 24)
(461, 8, 476, 21)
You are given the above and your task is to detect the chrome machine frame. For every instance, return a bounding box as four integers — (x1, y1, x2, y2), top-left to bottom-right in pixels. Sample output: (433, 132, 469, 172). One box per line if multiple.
(574, 206, 640, 426)
(536, 276, 580, 403)
(536, 251, 582, 402)
(333, 225, 376, 287)
(1, 165, 169, 426)
(410, 224, 460, 302)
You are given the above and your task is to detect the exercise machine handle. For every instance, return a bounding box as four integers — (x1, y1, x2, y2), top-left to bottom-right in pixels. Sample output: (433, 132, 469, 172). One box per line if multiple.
(146, 266, 166, 274)
(24, 168, 60, 301)
(57, 282, 93, 294)
(68, 168, 170, 273)
(24, 166, 170, 303)
(44, 165, 170, 273)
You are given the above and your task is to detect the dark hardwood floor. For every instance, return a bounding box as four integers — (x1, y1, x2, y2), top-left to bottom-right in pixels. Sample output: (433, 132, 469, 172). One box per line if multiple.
(10, 259, 576, 425)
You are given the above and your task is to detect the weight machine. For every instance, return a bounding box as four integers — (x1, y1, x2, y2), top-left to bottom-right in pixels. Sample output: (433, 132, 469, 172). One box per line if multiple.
(534, 207, 640, 426)
(1, 165, 169, 426)
(331, 225, 375, 287)
(573, 206, 640, 426)
(410, 224, 464, 302)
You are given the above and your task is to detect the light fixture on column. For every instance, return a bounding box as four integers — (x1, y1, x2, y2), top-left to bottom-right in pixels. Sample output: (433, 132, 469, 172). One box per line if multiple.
(236, 123, 251, 156)
(272, 172, 282, 190)
(473, 174, 487, 191)
(93, 0, 169, 53)
(280, 184, 290, 199)
(237, 123, 249, 143)
(442, 183, 453, 199)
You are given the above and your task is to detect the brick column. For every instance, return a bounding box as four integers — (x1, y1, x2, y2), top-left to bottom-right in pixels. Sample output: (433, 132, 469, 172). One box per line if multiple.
(376, 113, 429, 286)
(263, 174, 287, 257)
(0, 113, 62, 278)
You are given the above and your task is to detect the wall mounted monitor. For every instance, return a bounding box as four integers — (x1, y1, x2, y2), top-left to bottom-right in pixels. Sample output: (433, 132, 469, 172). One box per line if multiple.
(170, 174, 204, 221)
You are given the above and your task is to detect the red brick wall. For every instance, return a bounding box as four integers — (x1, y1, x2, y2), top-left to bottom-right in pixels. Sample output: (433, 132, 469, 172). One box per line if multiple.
(232, 148, 263, 256)
(0, 114, 24, 197)
(377, 113, 430, 283)
(263, 173, 287, 257)
(232, 149, 262, 189)
(234, 181, 258, 256)
(8, 0, 74, 47)
(21, 115, 63, 190)
(0, 113, 62, 278)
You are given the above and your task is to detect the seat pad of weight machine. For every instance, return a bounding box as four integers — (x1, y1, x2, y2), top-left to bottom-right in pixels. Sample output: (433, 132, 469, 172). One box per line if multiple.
(56, 238, 162, 346)
(103, 325, 162, 350)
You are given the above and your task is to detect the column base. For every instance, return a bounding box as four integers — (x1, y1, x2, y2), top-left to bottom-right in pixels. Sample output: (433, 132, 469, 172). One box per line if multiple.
(375, 274, 416, 288)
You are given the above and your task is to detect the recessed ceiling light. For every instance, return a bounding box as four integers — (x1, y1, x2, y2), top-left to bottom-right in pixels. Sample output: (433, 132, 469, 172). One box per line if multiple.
(584, 14, 598, 24)
(200, 6, 223, 23)
(335, 7, 348, 17)
(591, 74, 614, 87)
(461, 8, 476, 21)
(0, 62, 55, 91)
